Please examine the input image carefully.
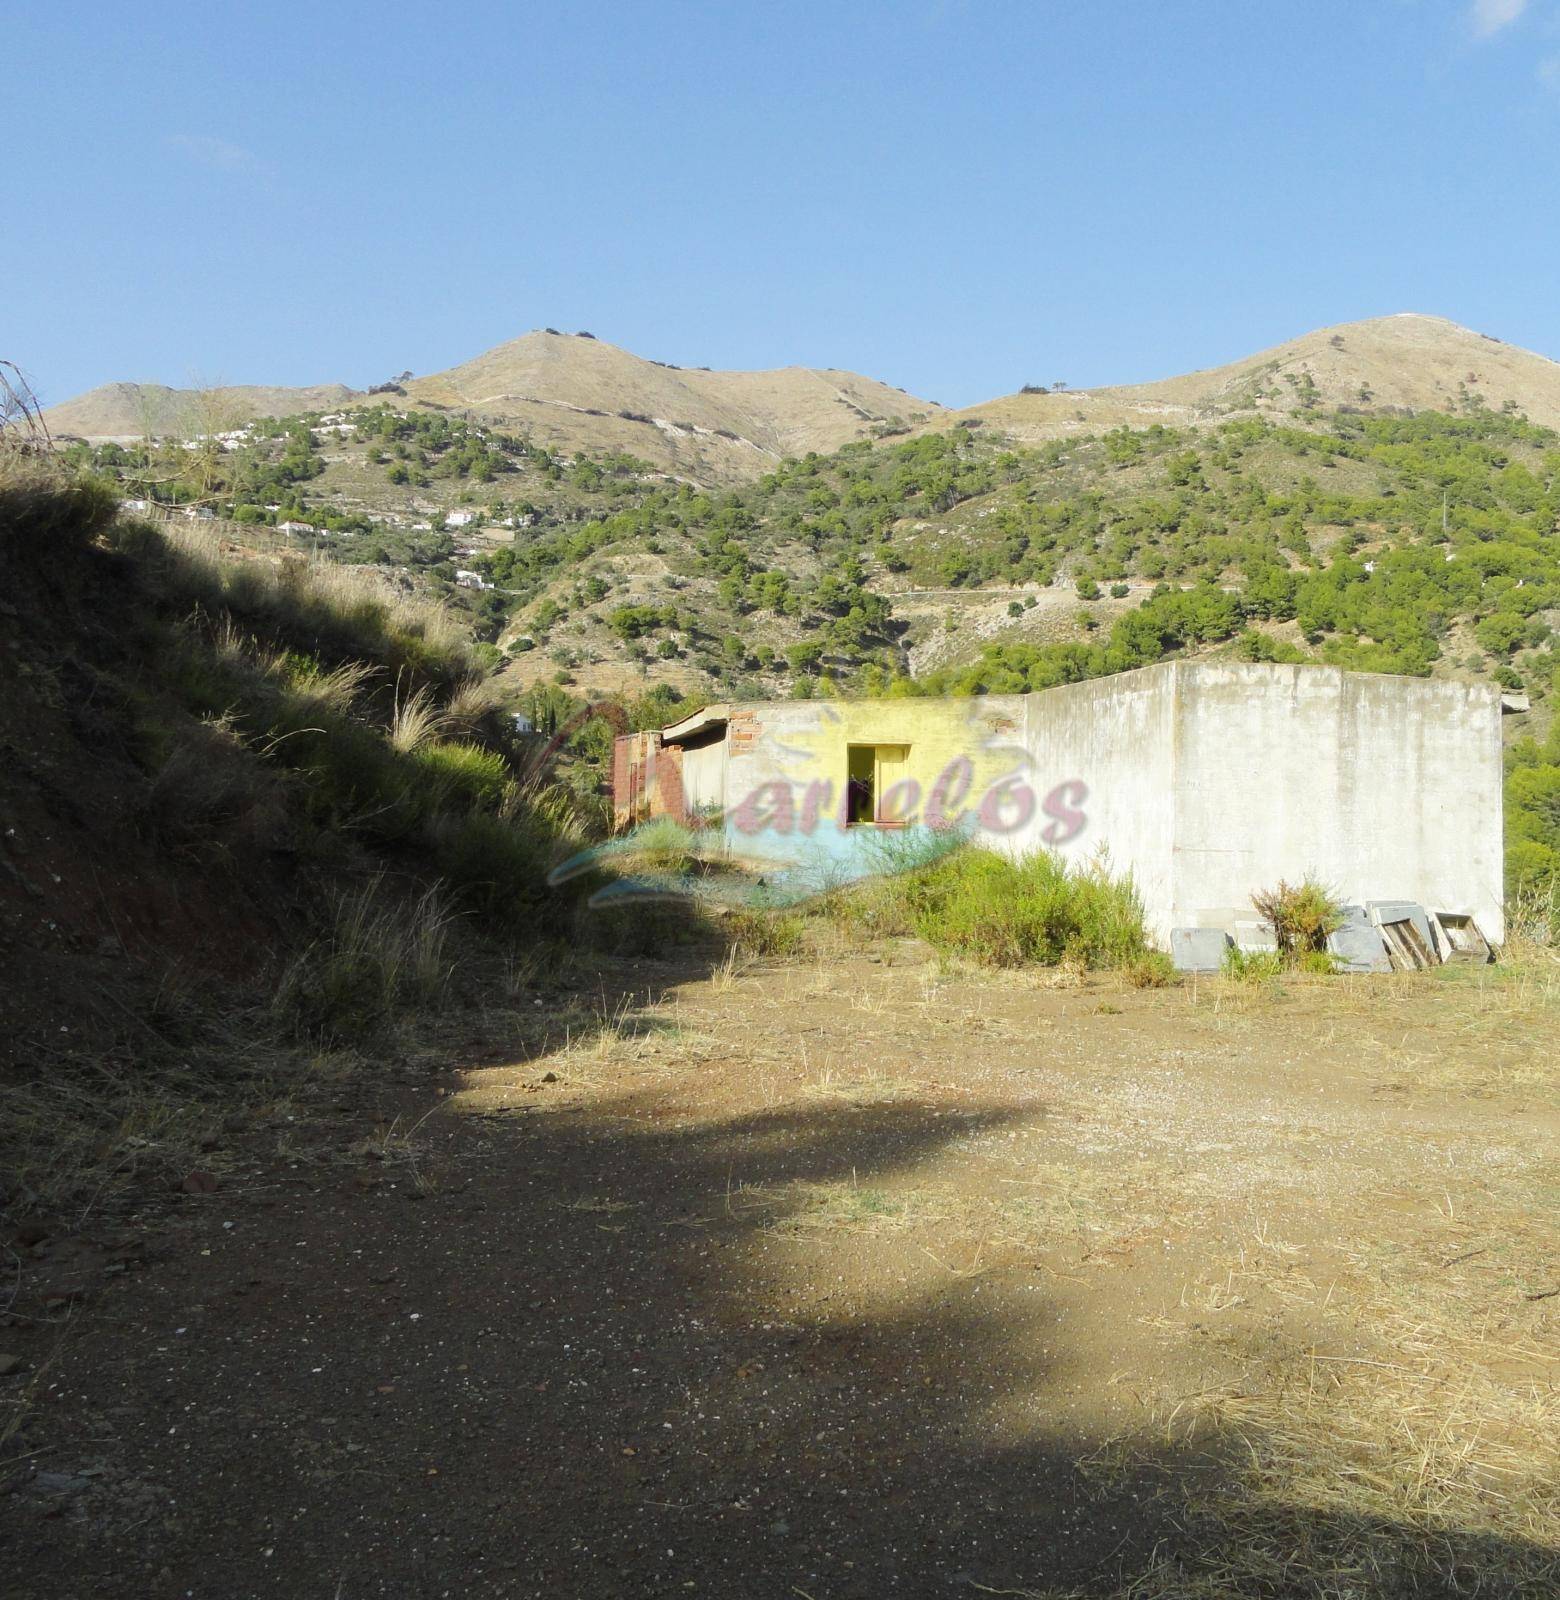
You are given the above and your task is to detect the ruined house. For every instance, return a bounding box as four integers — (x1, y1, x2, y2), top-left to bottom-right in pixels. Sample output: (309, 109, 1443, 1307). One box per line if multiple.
(612, 661, 1505, 946)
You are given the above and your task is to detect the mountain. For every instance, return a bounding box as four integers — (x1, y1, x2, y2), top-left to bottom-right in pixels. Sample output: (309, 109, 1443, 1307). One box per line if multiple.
(41, 332, 941, 486)
(397, 331, 938, 479)
(41, 381, 362, 441)
(49, 314, 1560, 486)
(940, 314, 1560, 441)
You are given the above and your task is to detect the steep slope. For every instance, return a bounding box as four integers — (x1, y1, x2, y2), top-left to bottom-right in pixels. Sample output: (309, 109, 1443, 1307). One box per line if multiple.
(946, 314, 1560, 441)
(41, 333, 941, 485)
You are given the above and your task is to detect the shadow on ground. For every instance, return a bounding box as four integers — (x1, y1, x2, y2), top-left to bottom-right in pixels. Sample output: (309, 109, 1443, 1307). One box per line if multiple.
(5, 961, 1555, 1600)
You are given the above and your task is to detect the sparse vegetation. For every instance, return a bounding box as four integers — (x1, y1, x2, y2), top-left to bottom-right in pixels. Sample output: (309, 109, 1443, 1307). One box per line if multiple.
(1223, 945, 1286, 983)
(814, 844, 1151, 970)
(0, 460, 614, 1206)
(273, 878, 456, 1042)
(1251, 876, 1344, 958)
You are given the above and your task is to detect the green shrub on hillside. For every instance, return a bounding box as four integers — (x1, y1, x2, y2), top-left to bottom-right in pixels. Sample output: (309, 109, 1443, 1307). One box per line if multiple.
(413, 742, 512, 813)
(1506, 724, 1560, 903)
(0, 470, 119, 561)
(1223, 946, 1285, 983)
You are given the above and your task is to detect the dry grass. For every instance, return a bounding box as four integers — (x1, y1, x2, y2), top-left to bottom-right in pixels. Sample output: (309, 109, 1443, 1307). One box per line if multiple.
(709, 946, 751, 995)
(516, 995, 723, 1093)
(443, 676, 499, 734)
(283, 657, 377, 718)
(1110, 1349, 1560, 1597)
(730, 1177, 955, 1235)
(272, 877, 457, 1042)
(1090, 1170, 1560, 1597)
(387, 682, 452, 754)
(154, 518, 468, 668)
(0, 1021, 294, 1220)
(798, 1068, 921, 1106)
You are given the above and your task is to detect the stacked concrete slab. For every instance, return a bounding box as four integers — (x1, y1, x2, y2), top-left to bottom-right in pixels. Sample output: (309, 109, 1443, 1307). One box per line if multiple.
(1328, 905, 1392, 973)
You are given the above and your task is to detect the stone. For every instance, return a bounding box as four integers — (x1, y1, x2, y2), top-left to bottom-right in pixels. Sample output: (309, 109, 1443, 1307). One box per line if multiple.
(1170, 927, 1231, 973)
(34, 1471, 91, 1495)
(1327, 922, 1391, 973)
(1232, 919, 1279, 952)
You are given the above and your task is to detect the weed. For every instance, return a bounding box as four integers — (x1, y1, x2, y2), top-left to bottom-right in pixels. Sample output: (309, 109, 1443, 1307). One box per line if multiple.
(1223, 946, 1285, 983)
(1121, 949, 1178, 988)
(414, 741, 513, 813)
(616, 816, 699, 875)
(273, 878, 456, 1043)
(388, 682, 451, 754)
(1507, 878, 1559, 948)
(800, 1069, 918, 1106)
(1295, 948, 1339, 975)
(1252, 876, 1344, 957)
(726, 907, 807, 958)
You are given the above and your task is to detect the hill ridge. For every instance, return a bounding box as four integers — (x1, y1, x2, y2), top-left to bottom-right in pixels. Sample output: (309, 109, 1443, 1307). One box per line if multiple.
(40, 329, 942, 486)
(943, 313, 1560, 441)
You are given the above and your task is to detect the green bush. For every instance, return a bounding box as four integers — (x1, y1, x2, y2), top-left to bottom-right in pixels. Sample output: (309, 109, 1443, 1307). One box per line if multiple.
(1121, 949, 1177, 988)
(727, 907, 807, 958)
(893, 846, 1150, 969)
(430, 809, 575, 935)
(1296, 949, 1339, 975)
(617, 816, 698, 874)
(0, 469, 119, 563)
(1223, 946, 1285, 983)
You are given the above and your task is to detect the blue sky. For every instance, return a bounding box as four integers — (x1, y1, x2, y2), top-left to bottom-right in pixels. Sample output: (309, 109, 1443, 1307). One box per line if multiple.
(9, 0, 1560, 408)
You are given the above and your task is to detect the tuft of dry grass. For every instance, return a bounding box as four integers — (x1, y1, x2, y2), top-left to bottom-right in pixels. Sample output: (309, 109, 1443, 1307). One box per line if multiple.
(799, 1069, 920, 1106)
(0, 1010, 296, 1220)
(149, 517, 470, 672)
(272, 877, 457, 1042)
(388, 682, 451, 754)
(443, 676, 499, 735)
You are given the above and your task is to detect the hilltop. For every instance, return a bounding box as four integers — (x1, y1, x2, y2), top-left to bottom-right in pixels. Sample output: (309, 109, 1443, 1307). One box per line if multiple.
(45, 314, 1560, 487)
(41, 331, 940, 486)
(944, 313, 1560, 440)
(39, 380, 361, 440)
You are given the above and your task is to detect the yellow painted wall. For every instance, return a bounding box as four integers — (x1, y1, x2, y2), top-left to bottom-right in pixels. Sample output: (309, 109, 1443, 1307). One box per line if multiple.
(724, 695, 1031, 840)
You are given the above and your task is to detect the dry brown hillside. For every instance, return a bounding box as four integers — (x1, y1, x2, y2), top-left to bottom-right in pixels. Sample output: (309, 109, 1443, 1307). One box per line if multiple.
(942, 313, 1560, 441)
(41, 332, 940, 485)
(402, 330, 939, 481)
(41, 380, 361, 441)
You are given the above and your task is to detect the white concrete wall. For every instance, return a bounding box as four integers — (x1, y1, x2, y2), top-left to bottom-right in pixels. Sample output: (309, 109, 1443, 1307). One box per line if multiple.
(1009, 666, 1180, 936)
(1168, 663, 1505, 944)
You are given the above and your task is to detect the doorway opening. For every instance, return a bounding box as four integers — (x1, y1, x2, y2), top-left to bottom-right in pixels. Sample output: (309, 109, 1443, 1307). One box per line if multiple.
(846, 744, 910, 825)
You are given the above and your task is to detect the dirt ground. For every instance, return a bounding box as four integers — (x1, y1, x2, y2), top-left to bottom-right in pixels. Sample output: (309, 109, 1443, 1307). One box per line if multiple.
(3, 944, 1556, 1598)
